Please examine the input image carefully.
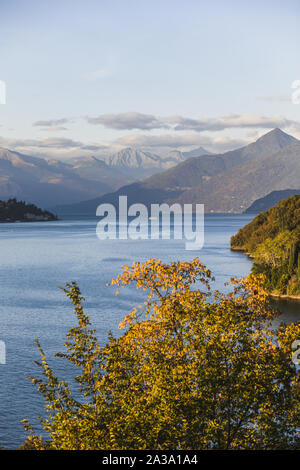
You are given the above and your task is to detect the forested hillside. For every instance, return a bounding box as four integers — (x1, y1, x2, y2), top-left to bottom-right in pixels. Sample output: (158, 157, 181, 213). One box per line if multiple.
(0, 198, 57, 222)
(231, 195, 300, 296)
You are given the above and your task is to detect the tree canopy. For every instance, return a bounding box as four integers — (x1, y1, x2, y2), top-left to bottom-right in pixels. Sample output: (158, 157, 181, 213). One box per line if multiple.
(231, 195, 300, 296)
(22, 259, 300, 450)
(0, 198, 57, 222)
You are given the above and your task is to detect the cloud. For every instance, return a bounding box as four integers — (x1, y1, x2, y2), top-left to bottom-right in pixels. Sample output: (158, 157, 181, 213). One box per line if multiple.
(257, 95, 291, 102)
(86, 112, 168, 130)
(33, 118, 69, 127)
(0, 136, 108, 159)
(114, 133, 247, 153)
(43, 126, 68, 132)
(168, 113, 300, 132)
(31, 137, 83, 148)
(3, 112, 300, 159)
(0, 132, 246, 158)
(85, 112, 300, 133)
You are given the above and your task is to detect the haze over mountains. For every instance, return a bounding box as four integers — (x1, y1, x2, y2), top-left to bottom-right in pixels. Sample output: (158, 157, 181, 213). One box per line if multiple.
(0, 129, 299, 213)
(0, 145, 211, 207)
(0, 149, 121, 207)
(55, 128, 300, 215)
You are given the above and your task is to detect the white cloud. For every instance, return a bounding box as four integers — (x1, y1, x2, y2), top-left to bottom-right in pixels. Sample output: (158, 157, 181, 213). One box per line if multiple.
(114, 133, 247, 153)
(86, 112, 168, 130)
(169, 113, 300, 132)
(4, 112, 300, 159)
(33, 118, 69, 127)
(0, 136, 108, 159)
(85, 112, 300, 133)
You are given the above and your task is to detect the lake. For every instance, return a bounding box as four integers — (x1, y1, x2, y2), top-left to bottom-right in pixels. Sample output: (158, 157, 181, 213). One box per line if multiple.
(0, 214, 299, 449)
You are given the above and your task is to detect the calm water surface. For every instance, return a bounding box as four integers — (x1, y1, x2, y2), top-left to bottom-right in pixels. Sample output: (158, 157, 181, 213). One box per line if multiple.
(0, 214, 299, 448)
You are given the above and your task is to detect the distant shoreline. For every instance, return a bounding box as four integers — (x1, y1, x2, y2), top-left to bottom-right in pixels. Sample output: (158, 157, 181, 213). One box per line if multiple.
(0, 199, 58, 224)
(230, 248, 300, 301)
(0, 218, 58, 223)
(270, 293, 300, 301)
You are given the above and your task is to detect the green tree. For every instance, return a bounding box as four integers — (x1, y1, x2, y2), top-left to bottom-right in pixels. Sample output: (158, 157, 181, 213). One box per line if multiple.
(231, 196, 300, 295)
(253, 231, 295, 269)
(23, 259, 300, 450)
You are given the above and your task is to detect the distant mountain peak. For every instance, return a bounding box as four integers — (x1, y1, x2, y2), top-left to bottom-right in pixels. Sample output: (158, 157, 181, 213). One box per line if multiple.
(107, 148, 162, 169)
(182, 146, 213, 158)
(255, 128, 299, 148)
(72, 155, 108, 168)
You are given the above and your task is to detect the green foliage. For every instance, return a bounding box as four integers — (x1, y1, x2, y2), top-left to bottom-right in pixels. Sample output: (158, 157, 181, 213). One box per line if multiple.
(253, 231, 294, 268)
(231, 196, 300, 295)
(23, 260, 300, 450)
(0, 198, 57, 222)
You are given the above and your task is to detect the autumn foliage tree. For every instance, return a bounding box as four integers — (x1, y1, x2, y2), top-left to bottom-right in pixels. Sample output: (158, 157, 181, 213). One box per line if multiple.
(22, 258, 300, 450)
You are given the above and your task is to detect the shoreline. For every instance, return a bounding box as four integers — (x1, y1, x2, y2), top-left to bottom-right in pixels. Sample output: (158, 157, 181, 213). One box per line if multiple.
(270, 293, 300, 301)
(230, 248, 300, 302)
(0, 218, 58, 223)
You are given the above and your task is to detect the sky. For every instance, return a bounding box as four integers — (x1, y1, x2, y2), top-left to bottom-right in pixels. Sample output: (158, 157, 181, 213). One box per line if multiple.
(0, 0, 300, 159)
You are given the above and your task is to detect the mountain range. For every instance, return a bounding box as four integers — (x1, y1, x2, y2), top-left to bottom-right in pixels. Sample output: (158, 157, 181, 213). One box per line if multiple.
(174, 129, 300, 212)
(0, 146, 211, 207)
(1, 129, 299, 214)
(55, 128, 300, 215)
(105, 146, 212, 179)
(0, 149, 120, 207)
(244, 189, 300, 213)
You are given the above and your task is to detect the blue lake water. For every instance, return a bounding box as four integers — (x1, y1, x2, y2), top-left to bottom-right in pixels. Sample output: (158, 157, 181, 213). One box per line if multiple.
(0, 214, 299, 449)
